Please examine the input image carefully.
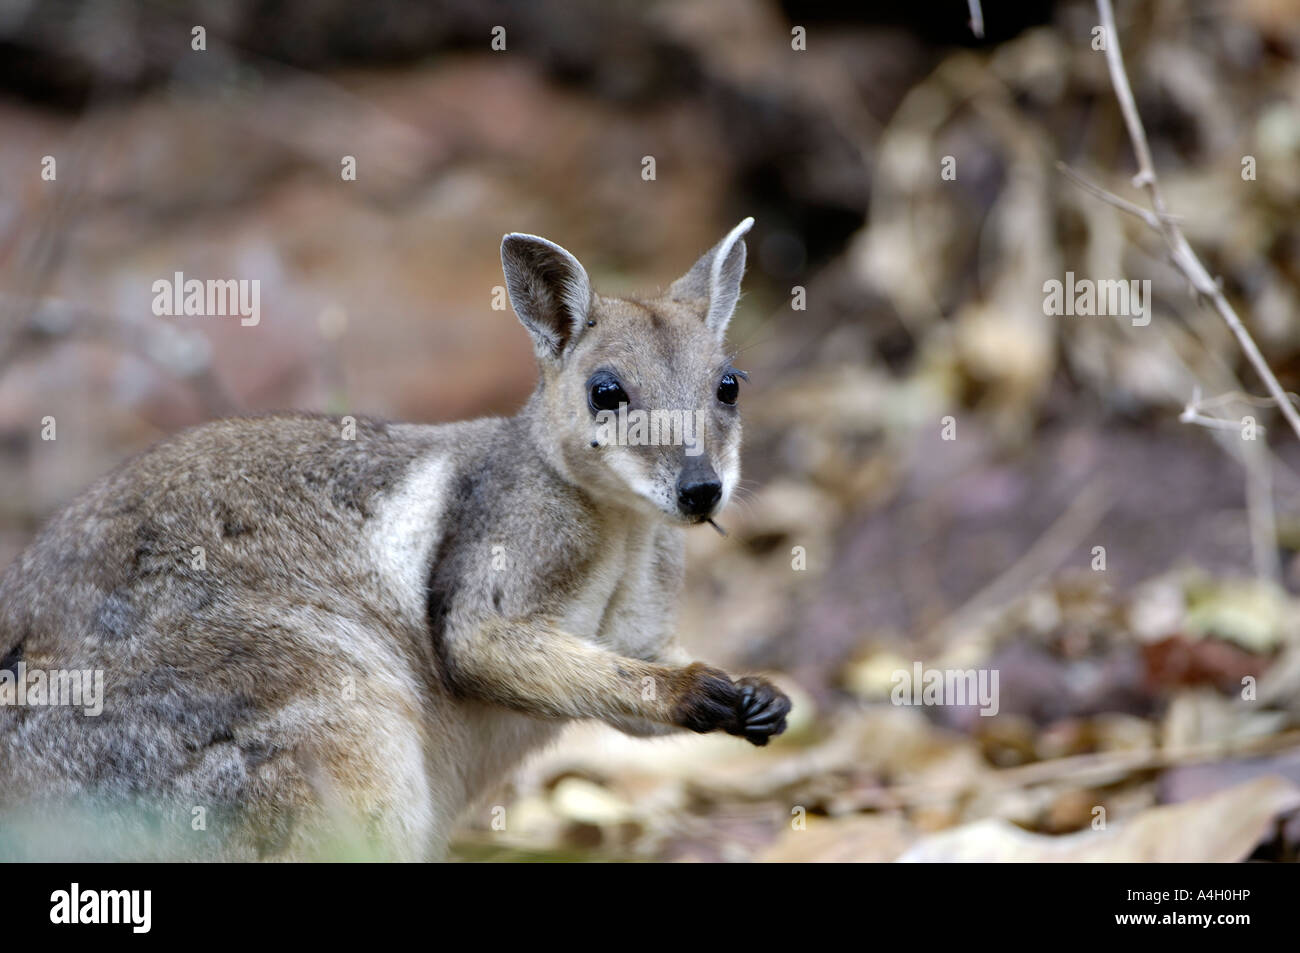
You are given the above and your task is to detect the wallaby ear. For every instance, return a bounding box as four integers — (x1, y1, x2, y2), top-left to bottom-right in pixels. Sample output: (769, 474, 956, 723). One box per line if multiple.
(669, 217, 754, 339)
(501, 233, 593, 361)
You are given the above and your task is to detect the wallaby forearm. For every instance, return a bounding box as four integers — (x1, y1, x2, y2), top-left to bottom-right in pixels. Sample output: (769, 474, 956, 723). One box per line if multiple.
(439, 618, 789, 741)
(439, 618, 676, 721)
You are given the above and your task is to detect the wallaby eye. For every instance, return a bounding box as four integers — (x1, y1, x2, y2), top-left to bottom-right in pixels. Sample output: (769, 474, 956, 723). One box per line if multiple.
(588, 375, 629, 414)
(717, 373, 740, 405)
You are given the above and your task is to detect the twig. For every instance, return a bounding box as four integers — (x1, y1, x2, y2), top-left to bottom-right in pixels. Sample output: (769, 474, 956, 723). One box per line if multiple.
(1179, 409, 1255, 433)
(1178, 388, 1281, 580)
(832, 730, 1300, 813)
(1194, 389, 1300, 412)
(1086, 0, 1300, 445)
(1178, 388, 1263, 433)
(1055, 162, 1175, 230)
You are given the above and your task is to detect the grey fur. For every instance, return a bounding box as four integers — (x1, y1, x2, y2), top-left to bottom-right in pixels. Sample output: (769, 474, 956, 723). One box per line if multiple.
(0, 221, 789, 861)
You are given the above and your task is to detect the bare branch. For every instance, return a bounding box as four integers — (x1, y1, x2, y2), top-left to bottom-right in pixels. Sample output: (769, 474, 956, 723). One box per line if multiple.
(1056, 161, 1164, 229)
(1091, 0, 1300, 444)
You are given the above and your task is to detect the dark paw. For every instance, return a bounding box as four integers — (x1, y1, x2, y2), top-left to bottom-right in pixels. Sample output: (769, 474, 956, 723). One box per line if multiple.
(671, 666, 792, 746)
(730, 676, 791, 746)
(672, 663, 743, 734)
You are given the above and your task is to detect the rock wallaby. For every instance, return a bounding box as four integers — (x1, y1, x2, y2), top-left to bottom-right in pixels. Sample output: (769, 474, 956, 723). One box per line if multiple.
(0, 217, 791, 860)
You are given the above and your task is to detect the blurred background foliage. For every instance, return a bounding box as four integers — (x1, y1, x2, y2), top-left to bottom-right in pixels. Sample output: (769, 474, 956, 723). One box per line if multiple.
(3, 0, 1300, 861)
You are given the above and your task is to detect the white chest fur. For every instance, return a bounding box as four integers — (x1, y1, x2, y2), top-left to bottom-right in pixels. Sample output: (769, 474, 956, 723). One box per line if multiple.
(562, 521, 676, 659)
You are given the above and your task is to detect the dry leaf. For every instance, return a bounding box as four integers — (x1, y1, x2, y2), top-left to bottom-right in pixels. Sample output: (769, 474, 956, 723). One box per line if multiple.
(897, 776, 1300, 862)
(758, 814, 916, 863)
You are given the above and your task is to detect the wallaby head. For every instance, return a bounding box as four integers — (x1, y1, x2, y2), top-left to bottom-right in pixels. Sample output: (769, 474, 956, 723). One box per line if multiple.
(502, 218, 753, 526)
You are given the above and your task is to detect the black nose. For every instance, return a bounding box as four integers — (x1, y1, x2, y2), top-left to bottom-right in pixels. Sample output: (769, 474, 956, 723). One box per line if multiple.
(677, 478, 722, 517)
